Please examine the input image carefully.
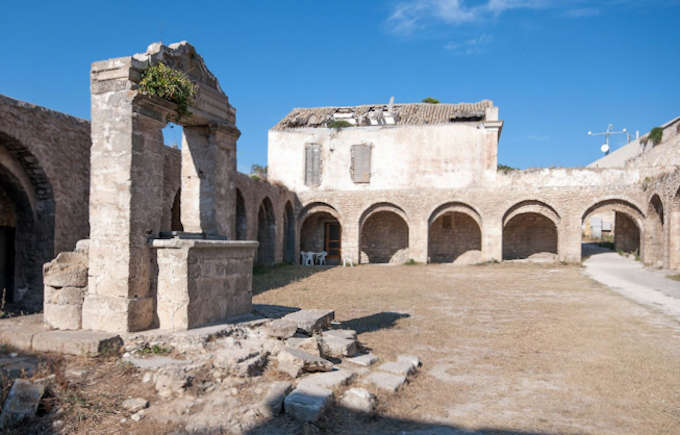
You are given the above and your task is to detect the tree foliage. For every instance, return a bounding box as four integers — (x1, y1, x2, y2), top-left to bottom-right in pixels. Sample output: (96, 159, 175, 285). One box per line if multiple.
(422, 97, 440, 104)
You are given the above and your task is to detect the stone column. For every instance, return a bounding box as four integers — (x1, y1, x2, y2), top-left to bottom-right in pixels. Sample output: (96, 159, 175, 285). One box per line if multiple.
(82, 58, 167, 333)
(181, 124, 239, 237)
(482, 216, 503, 262)
(559, 217, 583, 263)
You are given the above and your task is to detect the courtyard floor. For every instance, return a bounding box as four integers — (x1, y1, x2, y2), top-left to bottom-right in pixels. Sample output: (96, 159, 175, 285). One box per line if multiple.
(253, 260, 680, 434)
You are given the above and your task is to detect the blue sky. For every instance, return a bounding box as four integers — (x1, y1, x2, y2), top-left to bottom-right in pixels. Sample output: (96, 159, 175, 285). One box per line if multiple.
(1, 1, 678, 172)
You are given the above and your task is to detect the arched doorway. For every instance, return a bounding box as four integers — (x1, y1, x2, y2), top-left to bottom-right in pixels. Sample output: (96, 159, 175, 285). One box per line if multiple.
(360, 203, 409, 264)
(283, 201, 295, 264)
(428, 203, 482, 264)
(581, 199, 643, 257)
(0, 131, 55, 309)
(502, 201, 559, 260)
(646, 194, 664, 265)
(670, 187, 680, 269)
(235, 189, 247, 240)
(257, 197, 276, 266)
(299, 203, 341, 265)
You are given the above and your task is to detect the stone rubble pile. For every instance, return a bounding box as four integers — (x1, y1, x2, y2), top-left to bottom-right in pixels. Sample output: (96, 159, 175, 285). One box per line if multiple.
(117, 308, 422, 430)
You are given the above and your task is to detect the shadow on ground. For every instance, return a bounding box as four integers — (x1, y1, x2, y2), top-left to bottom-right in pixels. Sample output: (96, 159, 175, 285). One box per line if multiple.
(339, 312, 410, 334)
(581, 242, 614, 260)
(241, 397, 558, 434)
(252, 264, 336, 295)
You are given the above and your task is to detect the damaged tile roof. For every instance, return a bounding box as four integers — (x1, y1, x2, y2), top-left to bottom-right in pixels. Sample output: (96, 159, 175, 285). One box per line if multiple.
(273, 100, 494, 130)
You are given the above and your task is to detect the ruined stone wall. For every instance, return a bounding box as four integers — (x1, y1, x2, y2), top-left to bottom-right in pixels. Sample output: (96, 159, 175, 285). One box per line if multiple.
(294, 168, 650, 265)
(0, 95, 91, 309)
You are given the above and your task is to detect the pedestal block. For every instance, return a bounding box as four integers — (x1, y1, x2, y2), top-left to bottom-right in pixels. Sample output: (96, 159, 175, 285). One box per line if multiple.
(150, 238, 258, 331)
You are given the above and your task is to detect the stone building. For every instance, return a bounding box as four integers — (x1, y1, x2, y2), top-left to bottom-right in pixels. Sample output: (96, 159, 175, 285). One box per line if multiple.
(0, 40, 678, 333)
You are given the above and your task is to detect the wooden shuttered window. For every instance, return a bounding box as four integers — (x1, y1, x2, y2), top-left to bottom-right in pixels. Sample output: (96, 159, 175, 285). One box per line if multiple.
(304, 144, 321, 187)
(350, 144, 371, 183)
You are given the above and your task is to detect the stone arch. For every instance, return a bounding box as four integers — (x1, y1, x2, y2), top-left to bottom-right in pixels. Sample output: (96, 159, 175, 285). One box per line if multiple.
(670, 186, 680, 269)
(299, 202, 342, 264)
(359, 202, 409, 264)
(428, 202, 482, 264)
(235, 189, 247, 240)
(283, 201, 295, 264)
(581, 198, 644, 254)
(257, 197, 276, 266)
(0, 131, 55, 308)
(646, 193, 664, 265)
(502, 200, 559, 260)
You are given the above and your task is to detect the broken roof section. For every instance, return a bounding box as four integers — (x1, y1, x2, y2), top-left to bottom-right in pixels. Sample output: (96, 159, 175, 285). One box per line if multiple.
(273, 100, 496, 130)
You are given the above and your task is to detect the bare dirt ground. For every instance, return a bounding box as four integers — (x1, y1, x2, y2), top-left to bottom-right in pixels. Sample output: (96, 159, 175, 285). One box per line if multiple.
(253, 262, 680, 434)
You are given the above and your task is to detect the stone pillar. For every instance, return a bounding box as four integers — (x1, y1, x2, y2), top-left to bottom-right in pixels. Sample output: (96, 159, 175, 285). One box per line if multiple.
(559, 218, 583, 263)
(82, 58, 167, 333)
(181, 124, 239, 237)
(482, 217, 503, 262)
(411, 220, 429, 263)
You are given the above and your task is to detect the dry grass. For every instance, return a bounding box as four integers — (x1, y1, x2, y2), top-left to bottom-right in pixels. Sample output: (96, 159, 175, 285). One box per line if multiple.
(254, 263, 680, 434)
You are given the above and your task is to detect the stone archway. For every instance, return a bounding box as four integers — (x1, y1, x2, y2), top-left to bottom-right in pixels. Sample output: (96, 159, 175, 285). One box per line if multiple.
(428, 202, 482, 264)
(0, 131, 55, 309)
(257, 197, 276, 266)
(359, 203, 409, 264)
(670, 187, 680, 269)
(283, 201, 295, 264)
(581, 198, 644, 256)
(646, 194, 664, 265)
(502, 200, 559, 260)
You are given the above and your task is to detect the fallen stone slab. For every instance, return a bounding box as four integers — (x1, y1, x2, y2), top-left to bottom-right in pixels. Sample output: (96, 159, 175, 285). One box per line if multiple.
(397, 354, 422, 369)
(282, 309, 334, 335)
(284, 386, 333, 423)
(346, 353, 378, 367)
(318, 332, 359, 358)
(363, 371, 407, 392)
(340, 387, 377, 414)
(0, 314, 44, 351)
(213, 348, 268, 377)
(277, 347, 333, 378)
(122, 397, 149, 413)
(324, 329, 357, 340)
(297, 369, 356, 390)
(377, 360, 416, 377)
(32, 330, 122, 356)
(267, 318, 298, 339)
(259, 381, 293, 417)
(0, 379, 45, 428)
(286, 336, 321, 357)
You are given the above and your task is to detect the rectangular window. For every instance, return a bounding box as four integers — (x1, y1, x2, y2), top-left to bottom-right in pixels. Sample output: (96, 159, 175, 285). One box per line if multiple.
(350, 144, 371, 183)
(305, 144, 321, 186)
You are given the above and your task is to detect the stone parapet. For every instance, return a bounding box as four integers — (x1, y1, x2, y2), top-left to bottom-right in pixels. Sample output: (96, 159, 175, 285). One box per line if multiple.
(150, 238, 258, 331)
(42, 240, 89, 330)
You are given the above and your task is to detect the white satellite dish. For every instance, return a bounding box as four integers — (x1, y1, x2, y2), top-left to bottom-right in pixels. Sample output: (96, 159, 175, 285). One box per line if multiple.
(600, 144, 610, 154)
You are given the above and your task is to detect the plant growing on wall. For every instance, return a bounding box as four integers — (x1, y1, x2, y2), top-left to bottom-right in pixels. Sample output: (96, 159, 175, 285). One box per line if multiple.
(648, 127, 663, 146)
(139, 63, 196, 119)
(497, 164, 516, 173)
(327, 120, 353, 129)
(422, 97, 440, 104)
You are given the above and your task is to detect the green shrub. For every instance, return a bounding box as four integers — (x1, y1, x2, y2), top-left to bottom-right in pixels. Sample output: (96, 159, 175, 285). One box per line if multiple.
(421, 97, 440, 104)
(497, 164, 516, 173)
(327, 120, 353, 129)
(648, 127, 663, 146)
(139, 63, 196, 119)
(404, 259, 418, 265)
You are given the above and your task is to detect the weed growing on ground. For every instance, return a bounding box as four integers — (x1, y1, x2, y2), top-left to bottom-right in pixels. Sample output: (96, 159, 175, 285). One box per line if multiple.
(137, 344, 171, 356)
(404, 259, 419, 265)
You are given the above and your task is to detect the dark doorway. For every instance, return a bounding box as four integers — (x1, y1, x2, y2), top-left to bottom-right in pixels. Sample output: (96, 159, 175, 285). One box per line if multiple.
(0, 226, 14, 303)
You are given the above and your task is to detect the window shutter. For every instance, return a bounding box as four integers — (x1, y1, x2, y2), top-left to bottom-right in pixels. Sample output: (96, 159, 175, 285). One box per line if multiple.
(305, 144, 321, 186)
(351, 144, 371, 183)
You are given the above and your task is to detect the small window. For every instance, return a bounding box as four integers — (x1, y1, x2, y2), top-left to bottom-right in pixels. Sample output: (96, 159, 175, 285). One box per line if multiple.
(350, 144, 371, 183)
(305, 144, 321, 186)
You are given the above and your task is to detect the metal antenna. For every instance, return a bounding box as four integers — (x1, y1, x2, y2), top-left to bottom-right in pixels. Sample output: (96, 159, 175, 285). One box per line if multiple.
(587, 124, 628, 155)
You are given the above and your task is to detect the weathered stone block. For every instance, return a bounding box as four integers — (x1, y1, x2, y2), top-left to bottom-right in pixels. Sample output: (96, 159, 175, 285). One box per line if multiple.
(282, 309, 335, 335)
(44, 303, 82, 330)
(363, 371, 407, 392)
(0, 379, 45, 429)
(267, 318, 298, 339)
(297, 369, 356, 390)
(43, 251, 88, 288)
(32, 330, 122, 356)
(276, 347, 333, 378)
(318, 332, 359, 358)
(259, 381, 293, 417)
(339, 388, 377, 414)
(284, 386, 332, 423)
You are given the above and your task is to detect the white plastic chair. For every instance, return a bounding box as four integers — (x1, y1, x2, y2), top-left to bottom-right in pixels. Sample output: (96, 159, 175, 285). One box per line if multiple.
(301, 251, 314, 266)
(342, 256, 353, 267)
(317, 251, 327, 265)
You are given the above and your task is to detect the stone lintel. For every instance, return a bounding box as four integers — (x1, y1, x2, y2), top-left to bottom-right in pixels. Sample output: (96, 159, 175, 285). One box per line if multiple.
(149, 238, 258, 250)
